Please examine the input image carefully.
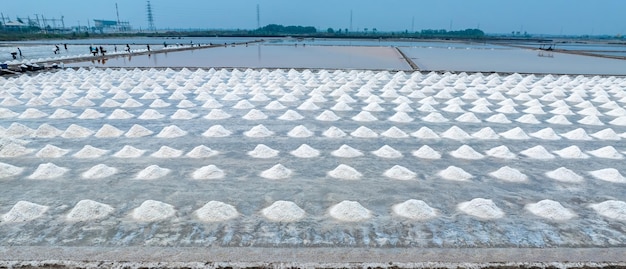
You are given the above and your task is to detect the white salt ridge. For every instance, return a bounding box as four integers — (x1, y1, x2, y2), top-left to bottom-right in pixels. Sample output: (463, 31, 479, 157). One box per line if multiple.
(125, 124, 153, 137)
(248, 144, 279, 158)
(316, 110, 341, 121)
(279, 110, 304, 121)
(331, 101, 353, 111)
(546, 167, 584, 183)
(422, 112, 449, 123)
(186, 145, 219, 158)
(132, 200, 175, 222)
(500, 127, 531, 140)
(82, 164, 118, 179)
(290, 144, 320, 158)
(520, 145, 555, 159)
(529, 128, 561, 140)
(95, 124, 124, 138)
(171, 109, 196, 119)
(261, 201, 306, 222)
(19, 108, 48, 119)
(195, 201, 238, 222)
(350, 126, 378, 138)
(590, 200, 626, 221)
(265, 101, 286, 110)
(485, 145, 517, 159)
(203, 125, 232, 137)
(561, 128, 593, 140)
(5, 123, 34, 137)
(591, 128, 621, 140)
(61, 124, 94, 138)
(411, 127, 440, 139)
(35, 145, 69, 158)
(0, 108, 19, 118)
(329, 200, 371, 222)
(136, 165, 171, 180)
(587, 146, 623, 159)
(363, 102, 385, 112)
(192, 165, 225, 180)
(381, 126, 409, 138)
(455, 112, 481, 123)
(579, 115, 604, 126)
(516, 114, 541, 124)
(546, 115, 572, 125)
(471, 127, 500, 140)
(108, 109, 135, 119)
(384, 165, 416, 180)
(204, 109, 231, 120)
(589, 168, 626, 183)
(392, 199, 438, 220)
(73, 145, 108, 158)
(243, 109, 268, 120)
(156, 125, 187, 138)
(2, 201, 48, 222)
(113, 145, 146, 158)
(138, 109, 165, 120)
(151, 146, 183, 158)
(441, 126, 471, 140)
(438, 166, 473, 181)
(121, 99, 144, 108)
(332, 145, 364, 158)
(323, 126, 347, 138)
(66, 200, 115, 222)
(288, 125, 314, 138)
(77, 109, 105, 119)
(450, 145, 484, 160)
(458, 198, 504, 219)
(0, 162, 23, 178)
(553, 145, 589, 159)
(233, 100, 255, 109)
(244, 124, 274, 138)
(412, 145, 441, 159)
(28, 163, 68, 179)
(372, 145, 403, 158)
(489, 166, 528, 182)
(328, 164, 362, 180)
(525, 200, 576, 221)
(609, 116, 626, 126)
(388, 112, 413, 122)
(260, 164, 292, 179)
(298, 100, 320, 110)
(31, 124, 63, 138)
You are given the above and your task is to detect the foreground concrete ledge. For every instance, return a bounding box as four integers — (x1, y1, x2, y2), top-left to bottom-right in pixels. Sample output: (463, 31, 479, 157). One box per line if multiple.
(1, 247, 626, 268)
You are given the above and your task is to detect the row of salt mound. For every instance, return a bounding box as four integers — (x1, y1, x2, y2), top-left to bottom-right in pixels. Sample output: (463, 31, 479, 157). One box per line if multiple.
(33, 145, 218, 159)
(5, 198, 626, 223)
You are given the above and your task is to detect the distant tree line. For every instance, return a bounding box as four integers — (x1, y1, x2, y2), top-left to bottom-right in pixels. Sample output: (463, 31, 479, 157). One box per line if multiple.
(255, 24, 317, 35)
(418, 28, 485, 38)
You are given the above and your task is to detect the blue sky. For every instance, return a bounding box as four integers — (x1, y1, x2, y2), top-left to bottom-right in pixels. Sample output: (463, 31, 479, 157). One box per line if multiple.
(1, 0, 625, 35)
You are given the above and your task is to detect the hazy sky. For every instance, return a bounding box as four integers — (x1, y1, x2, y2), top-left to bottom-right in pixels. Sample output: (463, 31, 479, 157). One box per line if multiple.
(1, 0, 625, 35)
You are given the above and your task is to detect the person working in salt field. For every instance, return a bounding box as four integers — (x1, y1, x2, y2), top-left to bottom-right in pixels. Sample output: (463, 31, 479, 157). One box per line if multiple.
(99, 46, 106, 56)
(147, 44, 151, 51)
(126, 44, 131, 53)
(18, 47, 22, 58)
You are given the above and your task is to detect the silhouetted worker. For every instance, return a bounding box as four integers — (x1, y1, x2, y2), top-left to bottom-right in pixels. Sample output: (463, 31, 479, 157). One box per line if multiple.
(126, 44, 131, 52)
(114, 45, 117, 52)
(94, 47, 99, 56)
(89, 45, 93, 53)
(163, 41, 167, 48)
(64, 44, 68, 50)
(99, 46, 106, 56)
(147, 44, 150, 51)
(54, 45, 60, 54)
(18, 47, 22, 58)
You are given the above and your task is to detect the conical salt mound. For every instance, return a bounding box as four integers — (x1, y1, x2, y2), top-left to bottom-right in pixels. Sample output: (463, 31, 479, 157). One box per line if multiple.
(499, 127, 530, 140)
(388, 112, 413, 122)
(392, 199, 437, 220)
(411, 127, 440, 139)
(248, 144, 279, 158)
(77, 109, 105, 119)
(261, 201, 305, 222)
(352, 111, 378, 122)
(290, 144, 320, 158)
(95, 124, 124, 138)
(438, 166, 472, 181)
(489, 166, 528, 182)
(529, 128, 561, 140)
(195, 201, 238, 222)
(412, 145, 441, 159)
(372, 145, 403, 158)
(591, 128, 621, 141)
(244, 124, 274, 138)
(287, 125, 314, 137)
(28, 163, 69, 179)
(350, 126, 378, 138)
(2, 201, 48, 222)
(0, 162, 23, 178)
(485, 145, 517, 159)
(35, 145, 69, 158)
(19, 108, 48, 119)
(486, 113, 512, 124)
(587, 146, 623, 159)
(260, 164, 292, 179)
(316, 110, 341, 121)
(73, 145, 109, 158)
(132, 200, 175, 222)
(545, 167, 584, 183)
(383, 165, 416, 180)
(329, 200, 371, 222)
(450, 145, 484, 160)
(202, 125, 232, 137)
(332, 145, 363, 158)
(66, 200, 115, 222)
(113, 145, 146, 158)
(520, 145, 555, 159)
(108, 109, 135, 119)
(138, 109, 165, 120)
(328, 164, 362, 180)
(441, 126, 471, 140)
(422, 112, 449, 123)
(186, 145, 219, 158)
(457, 198, 504, 219)
(546, 115, 572, 125)
(156, 125, 187, 138)
(381, 126, 408, 138)
(589, 168, 626, 183)
(553, 145, 589, 159)
(136, 165, 170, 180)
(590, 200, 626, 221)
(279, 110, 304, 121)
(82, 164, 118, 179)
(561, 128, 593, 141)
(471, 127, 500, 140)
(525, 200, 576, 221)
(192, 165, 225, 180)
(61, 124, 94, 138)
(242, 109, 268, 120)
(323, 126, 346, 138)
(204, 109, 231, 120)
(151, 146, 183, 158)
(171, 109, 196, 119)
(125, 124, 153, 138)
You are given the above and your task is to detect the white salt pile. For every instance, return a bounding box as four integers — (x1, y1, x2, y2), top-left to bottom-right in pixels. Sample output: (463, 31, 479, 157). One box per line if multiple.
(589, 200, 626, 221)
(156, 125, 187, 138)
(412, 145, 441, 159)
(529, 128, 561, 140)
(328, 164, 362, 180)
(329, 200, 371, 222)
(61, 124, 94, 138)
(248, 144, 279, 158)
(545, 167, 584, 183)
(438, 166, 473, 181)
(125, 124, 153, 138)
(186, 145, 219, 158)
(77, 109, 105, 119)
(372, 145, 403, 158)
(298, 100, 320, 110)
(192, 165, 225, 180)
(350, 126, 378, 138)
(49, 109, 77, 119)
(195, 201, 239, 222)
(485, 145, 517, 159)
(332, 145, 364, 158)
(138, 109, 165, 120)
(516, 114, 541, 124)
(287, 125, 314, 138)
(0, 108, 19, 118)
(132, 200, 175, 222)
(2, 201, 48, 222)
(525, 200, 576, 221)
(609, 116, 626, 126)
(457, 198, 504, 219)
(553, 145, 589, 159)
(561, 128, 593, 140)
(587, 146, 623, 159)
(381, 126, 409, 138)
(261, 201, 306, 222)
(578, 115, 604, 126)
(388, 112, 413, 122)
(392, 199, 438, 220)
(244, 124, 274, 138)
(82, 164, 118, 179)
(520, 145, 555, 159)
(28, 163, 68, 179)
(19, 108, 48, 119)
(591, 128, 621, 140)
(290, 144, 320, 158)
(204, 109, 231, 120)
(323, 126, 347, 138)
(546, 115, 573, 125)
(485, 113, 512, 124)
(202, 125, 232, 137)
(422, 112, 449, 123)
(0, 162, 23, 178)
(73, 145, 109, 158)
(108, 109, 135, 119)
(471, 127, 500, 140)
(35, 145, 69, 158)
(113, 145, 146, 158)
(32, 124, 63, 138)
(499, 127, 530, 140)
(589, 168, 626, 183)
(233, 100, 255, 109)
(121, 99, 143, 108)
(5, 123, 34, 137)
(151, 146, 183, 158)
(331, 101, 353, 111)
(95, 124, 124, 138)
(441, 126, 471, 140)
(66, 200, 115, 222)
(243, 109, 268, 120)
(135, 165, 171, 180)
(383, 165, 416, 180)
(455, 112, 481, 123)
(260, 164, 292, 179)
(352, 111, 378, 122)
(450, 145, 484, 160)
(411, 127, 440, 139)
(316, 110, 341, 121)
(171, 109, 196, 119)
(264, 101, 286, 110)
(489, 166, 528, 182)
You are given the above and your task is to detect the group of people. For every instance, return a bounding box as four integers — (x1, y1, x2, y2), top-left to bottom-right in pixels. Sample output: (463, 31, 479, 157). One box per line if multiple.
(53, 44, 68, 54)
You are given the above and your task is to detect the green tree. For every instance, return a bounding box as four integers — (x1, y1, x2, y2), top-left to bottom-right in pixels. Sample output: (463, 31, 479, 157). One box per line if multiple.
(327, 28, 334, 33)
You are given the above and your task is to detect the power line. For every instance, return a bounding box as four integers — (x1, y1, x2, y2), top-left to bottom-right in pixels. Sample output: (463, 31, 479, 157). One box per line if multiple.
(146, 0, 155, 31)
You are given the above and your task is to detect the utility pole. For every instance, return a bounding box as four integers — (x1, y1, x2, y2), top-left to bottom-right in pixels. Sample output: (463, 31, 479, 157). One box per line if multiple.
(146, 1, 155, 32)
(349, 10, 353, 32)
(411, 16, 414, 32)
(256, 4, 260, 29)
(116, 3, 121, 31)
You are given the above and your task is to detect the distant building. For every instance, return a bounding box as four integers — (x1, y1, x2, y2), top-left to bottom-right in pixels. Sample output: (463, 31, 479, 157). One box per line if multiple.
(93, 19, 131, 33)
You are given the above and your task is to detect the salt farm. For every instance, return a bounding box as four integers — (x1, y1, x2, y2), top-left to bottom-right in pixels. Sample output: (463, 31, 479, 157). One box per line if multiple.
(1, 37, 626, 268)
